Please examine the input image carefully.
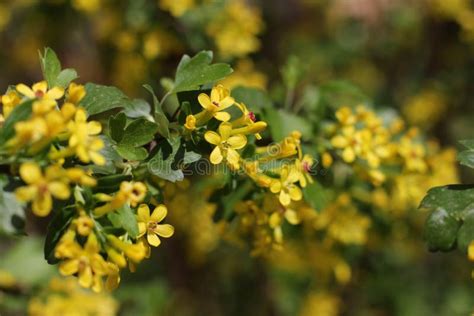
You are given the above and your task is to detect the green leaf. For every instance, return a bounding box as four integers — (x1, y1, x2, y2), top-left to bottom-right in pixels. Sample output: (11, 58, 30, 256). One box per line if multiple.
(148, 138, 184, 182)
(91, 135, 122, 174)
(420, 185, 474, 219)
(0, 177, 25, 235)
(457, 211, 474, 251)
(56, 68, 78, 88)
(120, 118, 158, 147)
(303, 181, 327, 212)
(263, 108, 312, 140)
(183, 151, 201, 164)
(39, 47, 61, 88)
(124, 99, 154, 122)
(108, 204, 139, 238)
(109, 112, 127, 143)
(231, 86, 272, 112)
(80, 83, 132, 116)
(0, 100, 33, 145)
(44, 207, 76, 264)
(458, 150, 474, 169)
(0, 191, 25, 235)
(319, 80, 369, 110)
(458, 139, 474, 169)
(115, 145, 148, 161)
(172, 51, 233, 93)
(423, 208, 460, 251)
(143, 84, 170, 138)
(460, 139, 474, 150)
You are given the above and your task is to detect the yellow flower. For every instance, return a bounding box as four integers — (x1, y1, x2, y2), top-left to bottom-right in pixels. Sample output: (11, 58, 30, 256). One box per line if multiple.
(270, 166, 303, 206)
(106, 235, 147, 263)
(66, 83, 86, 105)
(184, 114, 197, 130)
(16, 80, 64, 101)
(269, 207, 300, 243)
(73, 212, 95, 236)
(72, 0, 102, 13)
(197, 85, 235, 122)
(468, 241, 474, 261)
(137, 204, 175, 247)
(322, 152, 333, 168)
(293, 154, 314, 187)
(398, 133, 428, 173)
(231, 102, 267, 140)
(1, 90, 21, 118)
(64, 108, 105, 165)
(331, 126, 363, 163)
(335, 106, 357, 125)
(206, 0, 263, 58)
(57, 233, 109, 292)
(15, 162, 70, 217)
(94, 181, 147, 216)
(258, 131, 301, 161)
(65, 167, 97, 186)
(159, 0, 195, 17)
(204, 122, 247, 169)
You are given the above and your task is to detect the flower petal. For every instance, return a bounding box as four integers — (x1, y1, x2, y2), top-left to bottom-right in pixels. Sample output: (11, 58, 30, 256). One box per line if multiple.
(15, 186, 37, 202)
(147, 232, 161, 247)
(48, 181, 71, 200)
(137, 204, 150, 222)
(46, 87, 65, 100)
(288, 186, 303, 201)
(20, 162, 42, 184)
(78, 266, 93, 288)
(154, 224, 174, 238)
(32, 193, 53, 217)
(138, 222, 147, 237)
(150, 205, 167, 223)
(198, 93, 212, 110)
(279, 190, 291, 206)
(219, 96, 235, 109)
(204, 131, 221, 145)
(214, 111, 231, 122)
(16, 84, 35, 98)
(210, 146, 223, 164)
(226, 148, 240, 165)
(227, 135, 247, 149)
(218, 122, 232, 140)
(59, 259, 79, 276)
(32, 81, 48, 93)
(87, 121, 102, 135)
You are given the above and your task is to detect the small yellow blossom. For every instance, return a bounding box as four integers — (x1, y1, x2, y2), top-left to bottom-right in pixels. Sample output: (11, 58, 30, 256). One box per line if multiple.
(204, 122, 247, 169)
(1, 90, 21, 118)
(293, 154, 314, 187)
(73, 212, 95, 236)
(15, 162, 70, 217)
(54, 108, 105, 165)
(56, 233, 109, 292)
(94, 181, 147, 216)
(270, 166, 303, 206)
(16, 80, 64, 102)
(159, 0, 195, 17)
(106, 235, 147, 263)
(137, 204, 175, 248)
(66, 83, 86, 105)
(197, 84, 235, 122)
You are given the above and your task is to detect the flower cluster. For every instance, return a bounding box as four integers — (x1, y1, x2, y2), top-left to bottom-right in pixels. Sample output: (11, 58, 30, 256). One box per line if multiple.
(0, 74, 176, 292)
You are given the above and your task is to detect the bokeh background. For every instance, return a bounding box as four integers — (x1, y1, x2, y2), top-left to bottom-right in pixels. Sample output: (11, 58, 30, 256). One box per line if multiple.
(1, 0, 474, 315)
